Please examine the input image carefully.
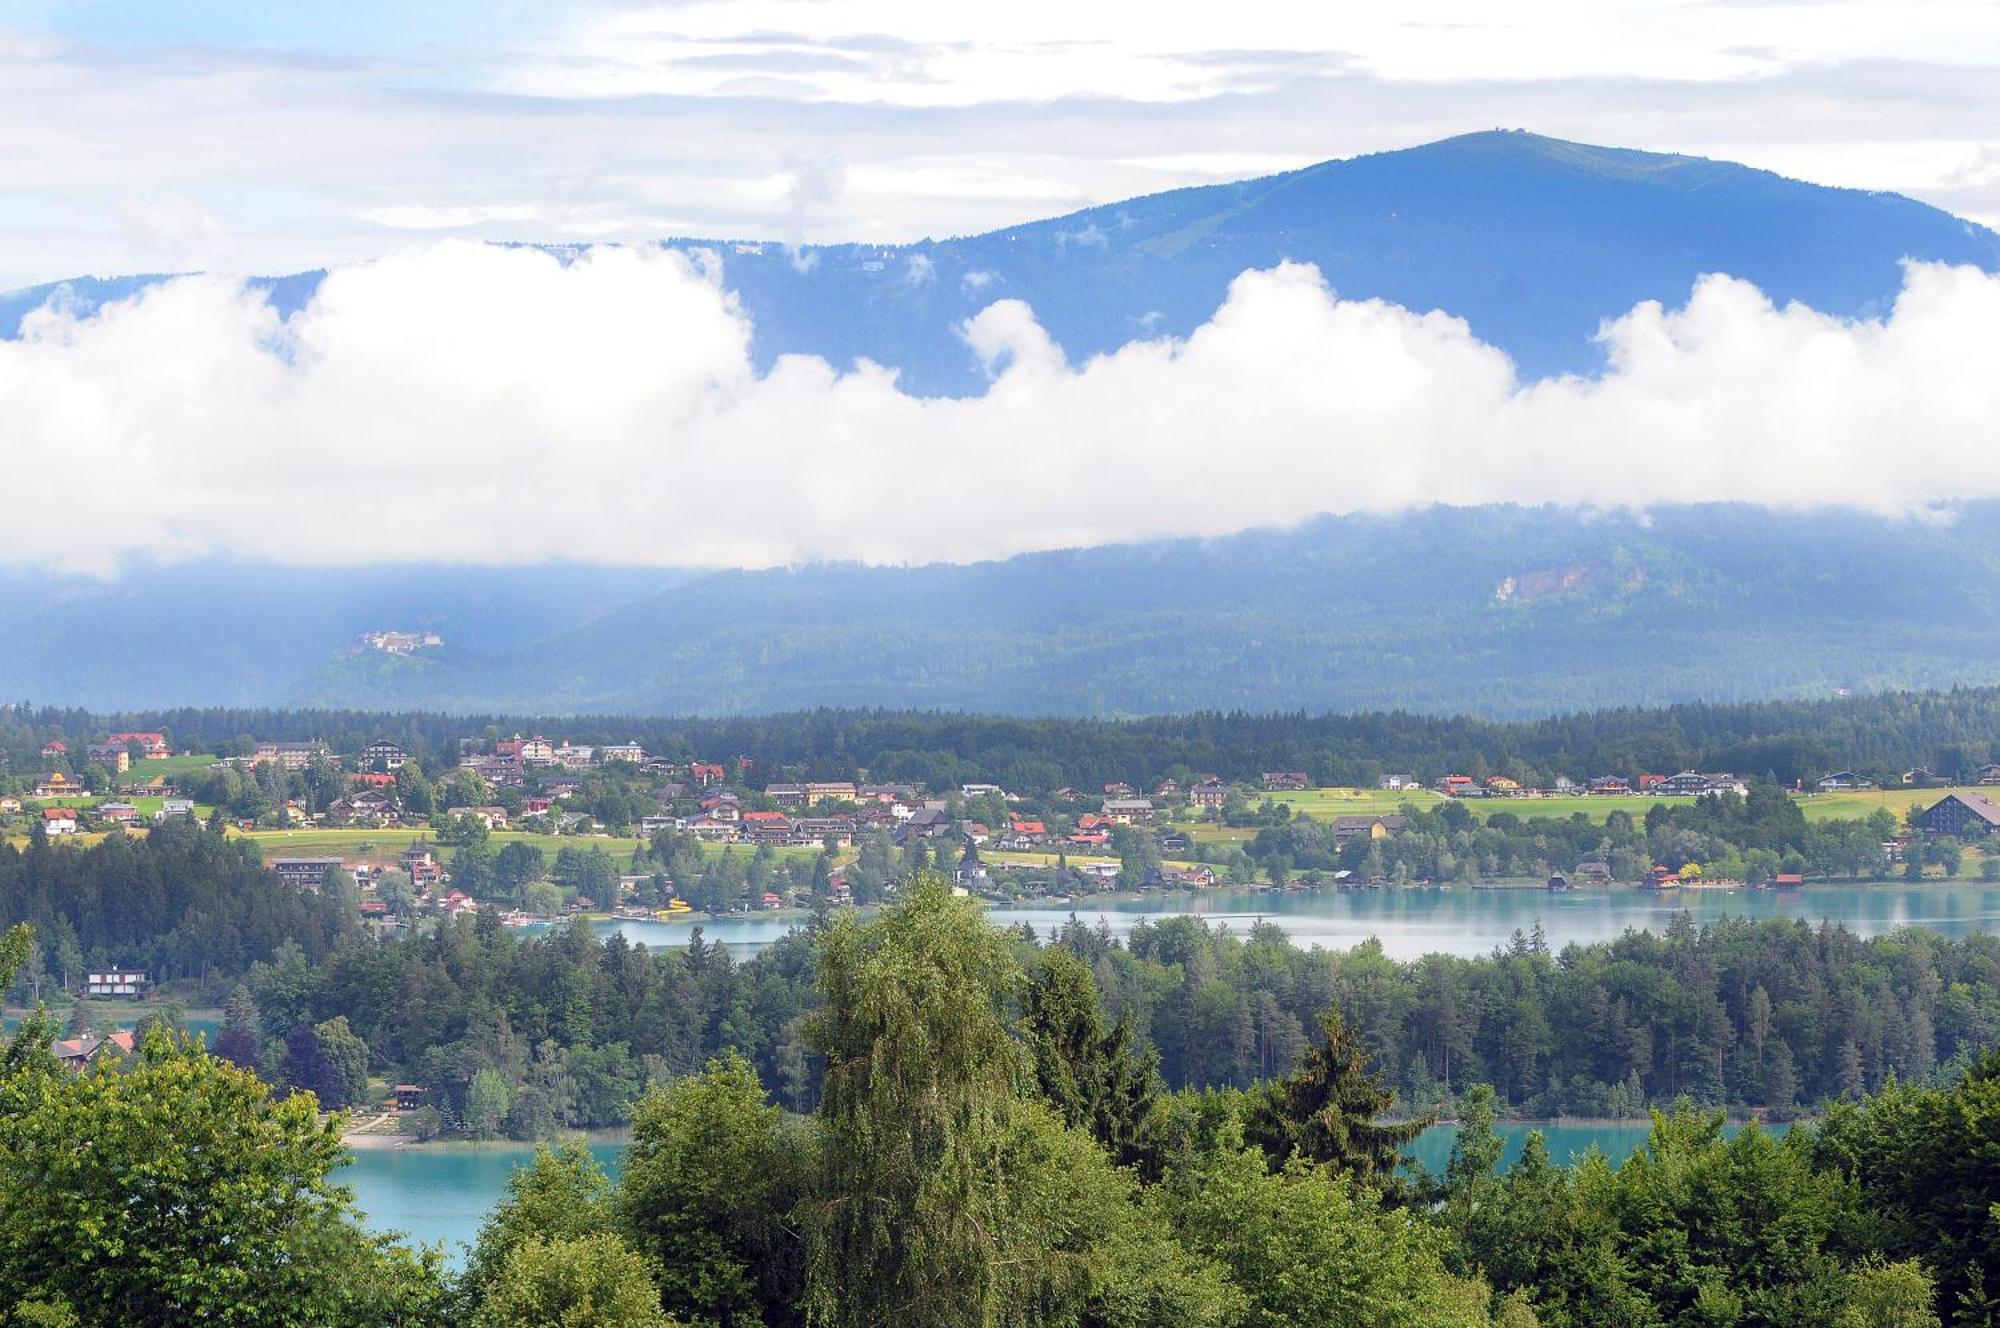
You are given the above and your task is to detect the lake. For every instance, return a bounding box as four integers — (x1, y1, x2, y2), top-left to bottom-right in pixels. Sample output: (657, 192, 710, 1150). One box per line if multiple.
(587, 882, 2000, 962)
(345, 1118, 1785, 1260)
(359, 882, 1973, 1259)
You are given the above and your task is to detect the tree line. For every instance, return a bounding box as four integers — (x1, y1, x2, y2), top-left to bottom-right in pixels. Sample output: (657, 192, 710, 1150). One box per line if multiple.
(11, 682, 2000, 793)
(6, 887, 2000, 1327)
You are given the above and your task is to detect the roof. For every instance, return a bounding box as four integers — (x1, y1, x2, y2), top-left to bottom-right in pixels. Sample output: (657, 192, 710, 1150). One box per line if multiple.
(1926, 793, 2000, 827)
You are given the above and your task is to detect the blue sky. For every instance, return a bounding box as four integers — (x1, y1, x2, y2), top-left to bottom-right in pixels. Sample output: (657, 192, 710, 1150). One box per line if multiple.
(0, 1, 1996, 288)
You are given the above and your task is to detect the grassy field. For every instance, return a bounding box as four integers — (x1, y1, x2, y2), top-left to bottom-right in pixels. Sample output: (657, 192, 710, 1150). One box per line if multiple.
(230, 827, 650, 864)
(227, 826, 825, 866)
(1169, 784, 1988, 838)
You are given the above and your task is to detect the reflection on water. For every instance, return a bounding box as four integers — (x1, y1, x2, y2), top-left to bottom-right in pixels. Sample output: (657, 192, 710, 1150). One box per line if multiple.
(587, 883, 2000, 963)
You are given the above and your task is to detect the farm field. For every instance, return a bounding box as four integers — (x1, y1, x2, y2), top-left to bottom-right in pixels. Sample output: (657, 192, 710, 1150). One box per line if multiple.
(229, 827, 649, 864)
(1167, 783, 1989, 839)
(227, 826, 825, 867)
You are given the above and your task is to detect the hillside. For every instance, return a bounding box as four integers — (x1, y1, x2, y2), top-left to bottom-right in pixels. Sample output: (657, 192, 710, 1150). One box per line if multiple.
(5, 503, 1998, 716)
(7, 132, 1996, 395)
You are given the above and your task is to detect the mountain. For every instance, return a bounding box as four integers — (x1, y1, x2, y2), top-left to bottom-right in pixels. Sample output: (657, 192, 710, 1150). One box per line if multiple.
(9, 504, 2000, 718)
(7, 132, 1997, 394)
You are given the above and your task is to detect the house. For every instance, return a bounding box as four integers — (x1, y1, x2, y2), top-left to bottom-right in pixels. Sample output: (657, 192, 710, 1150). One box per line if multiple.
(765, 783, 808, 808)
(107, 731, 171, 759)
(1636, 774, 1667, 791)
(1661, 771, 1738, 797)
(1154, 779, 1181, 797)
(1815, 771, 1875, 792)
(39, 739, 66, 760)
(1190, 781, 1229, 810)
(894, 806, 952, 843)
(1552, 775, 1579, 793)
(639, 815, 679, 837)
(54, 1029, 136, 1070)
(954, 840, 988, 891)
(760, 891, 784, 910)
(1167, 864, 1218, 888)
(1590, 776, 1633, 795)
(1914, 792, 2000, 838)
(1332, 815, 1409, 847)
(742, 810, 792, 844)
(1158, 831, 1191, 855)
(1377, 774, 1415, 791)
(84, 970, 148, 998)
(253, 740, 329, 771)
(1573, 860, 1613, 884)
(349, 771, 399, 789)
(792, 817, 857, 846)
(459, 805, 510, 831)
(155, 798, 195, 822)
(393, 1084, 425, 1111)
(34, 771, 83, 797)
(1008, 817, 1047, 840)
(600, 742, 646, 765)
(690, 762, 726, 786)
(1485, 776, 1521, 795)
(1439, 775, 1476, 795)
(364, 739, 408, 770)
(1979, 764, 2000, 786)
(960, 783, 1007, 800)
(272, 857, 345, 889)
(1902, 768, 1950, 788)
(1773, 873, 1806, 889)
(1101, 798, 1155, 825)
(805, 781, 857, 805)
(41, 807, 77, 835)
(97, 801, 139, 825)
(685, 817, 741, 843)
(0, 795, 20, 814)
(1103, 782, 1135, 798)
(85, 744, 131, 772)
(1261, 772, 1310, 791)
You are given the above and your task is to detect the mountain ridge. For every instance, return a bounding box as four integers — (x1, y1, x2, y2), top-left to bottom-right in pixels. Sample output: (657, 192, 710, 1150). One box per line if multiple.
(6, 131, 1996, 393)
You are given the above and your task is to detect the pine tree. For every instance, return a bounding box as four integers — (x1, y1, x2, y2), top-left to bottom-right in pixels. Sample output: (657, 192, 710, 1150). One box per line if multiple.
(1244, 1009, 1432, 1196)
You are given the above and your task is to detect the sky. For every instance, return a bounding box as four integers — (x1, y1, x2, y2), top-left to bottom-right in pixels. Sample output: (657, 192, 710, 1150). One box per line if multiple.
(3, 1, 2000, 575)
(2, 0, 1998, 288)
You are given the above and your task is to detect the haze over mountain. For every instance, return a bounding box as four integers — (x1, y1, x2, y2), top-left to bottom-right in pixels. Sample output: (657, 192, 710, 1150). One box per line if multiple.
(8, 132, 1996, 395)
(7, 503, 2000, 718)
(5, 132, 2000, 717)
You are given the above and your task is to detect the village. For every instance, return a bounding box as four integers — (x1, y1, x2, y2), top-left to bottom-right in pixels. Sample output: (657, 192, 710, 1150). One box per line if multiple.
(7, 725, 2000, 940)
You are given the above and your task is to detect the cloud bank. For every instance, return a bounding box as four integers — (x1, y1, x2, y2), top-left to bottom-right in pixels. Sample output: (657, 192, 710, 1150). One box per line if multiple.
(3, 241, 1998, 574)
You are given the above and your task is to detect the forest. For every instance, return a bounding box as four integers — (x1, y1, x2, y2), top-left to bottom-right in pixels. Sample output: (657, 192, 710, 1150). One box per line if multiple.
(11, 682, 2000, 795)
(4, 885, 2000, 1328)
(7, 818, 1998, 1131)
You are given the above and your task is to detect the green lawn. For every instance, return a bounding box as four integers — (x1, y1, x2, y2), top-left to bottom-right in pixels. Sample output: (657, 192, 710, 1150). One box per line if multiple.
(1168, 783, 1980, 837)
(229, 826, 823, 867)
(231, 827, 649, 864)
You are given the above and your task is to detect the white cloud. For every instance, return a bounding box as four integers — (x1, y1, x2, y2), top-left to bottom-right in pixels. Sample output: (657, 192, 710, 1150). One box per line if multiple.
(2, 241, 1998, 575)
(3, 4, 2000, 289)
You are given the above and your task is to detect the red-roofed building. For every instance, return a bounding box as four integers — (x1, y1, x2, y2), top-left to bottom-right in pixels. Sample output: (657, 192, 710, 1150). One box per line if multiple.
(41, 807, 77, 835)
(39, 739, 66, 759)
(107, 731, 171, 758)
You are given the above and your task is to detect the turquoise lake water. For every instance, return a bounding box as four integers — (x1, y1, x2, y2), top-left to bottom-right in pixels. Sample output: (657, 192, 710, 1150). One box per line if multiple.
(346, 1119, 1784, 1260)
(358, 884, 1973, 1257)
